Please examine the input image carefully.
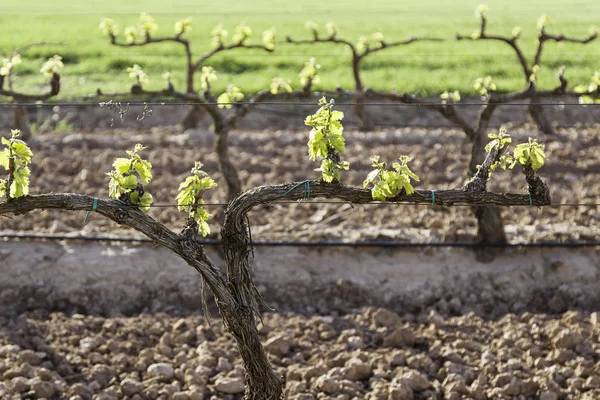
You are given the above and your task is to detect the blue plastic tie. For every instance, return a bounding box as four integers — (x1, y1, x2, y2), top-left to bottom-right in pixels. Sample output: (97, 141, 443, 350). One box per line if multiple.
(283, 180, 312, 203)
(83, 198, 99, 225)
(431, 190, 435, 206)
(528, 195, 533, 206)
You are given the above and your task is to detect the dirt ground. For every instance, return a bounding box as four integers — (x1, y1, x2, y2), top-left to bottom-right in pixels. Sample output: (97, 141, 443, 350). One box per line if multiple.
(1, 309, 599, 399)
(1, 108, 600, 399)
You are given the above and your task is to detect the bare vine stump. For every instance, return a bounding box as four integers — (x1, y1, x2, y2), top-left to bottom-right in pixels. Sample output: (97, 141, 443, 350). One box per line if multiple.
(529, 99, 555, 135)
(13, 105, 31, 141)
(181, 104, 206, 131)
(353, 97, 374, 132)
(468, 131, 508, 259)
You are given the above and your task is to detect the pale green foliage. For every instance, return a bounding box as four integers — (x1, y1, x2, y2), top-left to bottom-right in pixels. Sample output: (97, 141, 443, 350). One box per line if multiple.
(306, 97, 349, 182)
(512, 138, 546, 170)
(107, 144, 153, 211)
(440, 90, 461, 103)
(125, 26, 138, 43)
(40, 55, 63, 77)
(0, 129, 33, 199)
(305, 20, 318, 32)
(474, 75, 496, 96)
(138, 12, 158, 36)
(211, 24, 228, 48)
(373, 32, 385, 45)
(262, 28, 276, 50)
(299, 58, 320, 86)
(537, 14, 549, 30)
(270, 78, 293, 95)
(162, 71, 171, 85)
(363, 155, 419, 201)
(482, 129, 546, 175)
(529, 65, 540, 83)
(317, 159, 350, 183)
(232, 23, 252, 45)
(485, 128, 513, 174)
(174, 18, 192, 35)
(471, 31, 481, 40)
(590, 26, 598, 35)
(512, 26, 522, 38)
(127, 64, 149, 85)
(325, 22, 338, 37)
(0, 54, 21, 76)
(475, 4, 488, 18)
(356, 36, 369, 54)
(99, 18, 119, 36)
(217, 85, 244, 108)
(176, 162, 217, 236)
(200, 66, 217, 91)
(575, 72, 600, 104)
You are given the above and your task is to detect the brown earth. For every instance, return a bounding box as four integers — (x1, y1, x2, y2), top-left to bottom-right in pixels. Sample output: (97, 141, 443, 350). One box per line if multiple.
(1, 309, 600, 399)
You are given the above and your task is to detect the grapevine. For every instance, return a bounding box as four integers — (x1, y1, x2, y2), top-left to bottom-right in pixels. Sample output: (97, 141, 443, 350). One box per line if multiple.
(305, 97, 349, 183)
(363, 155, 420, 201)
(106, 144, 153, 210)
(176, 162, 217, 236)
(0, 129, 32, 199)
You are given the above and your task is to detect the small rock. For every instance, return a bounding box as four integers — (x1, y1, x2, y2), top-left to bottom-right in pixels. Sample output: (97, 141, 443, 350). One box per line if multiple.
(344, 358, 372, 381)
(121, 378, 142, 396)
(32, 380, 55, 398)
(552, 329, 581, 350)
(18, 349, 41, 365)
(147, 363, 175, 381)
(216, 357, 233, 373)
(314, 375, 340, 394)
(428, 310, 446, 328)
(11, 377, 29, 393)
(89, 364, 116, 387)
(398, 370, 431, 391)
(384, 327, 416, 348)
(372, 308, 402, 328)
(389, 381, 414, 400)
(540, 391, 559, 400)
(264, 334, 292, 357)
(172, 391, 190, 400)
(214, 376, 245, 394)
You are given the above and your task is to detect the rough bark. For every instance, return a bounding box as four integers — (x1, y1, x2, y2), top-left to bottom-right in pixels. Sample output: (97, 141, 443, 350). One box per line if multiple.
(12, 105, 31, 142)
(528, 99, 555, 135)
(181, 105, 206, 132)
(215, 129, 242, 202)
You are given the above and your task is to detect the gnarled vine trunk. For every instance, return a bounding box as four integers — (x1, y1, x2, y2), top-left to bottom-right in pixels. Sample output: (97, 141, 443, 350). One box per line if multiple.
(181, 104, 206, 132)
(468, 130, 507, 261)
(215, 129, 242, 201)
(13, 104, 31, 142)
(528, 99, 555, 135)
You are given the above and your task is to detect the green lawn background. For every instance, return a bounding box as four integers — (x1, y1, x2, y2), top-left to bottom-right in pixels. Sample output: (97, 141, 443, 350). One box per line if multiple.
(0, 0, 598, 99)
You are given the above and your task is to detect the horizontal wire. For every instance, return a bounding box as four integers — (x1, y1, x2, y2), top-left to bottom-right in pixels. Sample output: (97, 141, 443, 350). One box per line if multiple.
(77, 201, 600, 208)
(1, 233, 598, 248)
(0, 101, 596, 107)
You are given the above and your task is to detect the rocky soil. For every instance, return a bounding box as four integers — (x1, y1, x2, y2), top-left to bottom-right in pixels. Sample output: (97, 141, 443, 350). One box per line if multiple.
(0, 124, 599, 242)
(1, 308, 599, 399)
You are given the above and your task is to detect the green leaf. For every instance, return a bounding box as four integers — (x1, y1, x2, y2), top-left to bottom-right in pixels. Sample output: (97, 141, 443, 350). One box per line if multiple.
(122, 175, 138, 190)
(135, 161, 152, 184)
(0, 179, 5, 198)
(217, 93, 232, 109)
(0, 149, 9, 170)
(11, 141, 32, 163)
(112, 158, 130, 174)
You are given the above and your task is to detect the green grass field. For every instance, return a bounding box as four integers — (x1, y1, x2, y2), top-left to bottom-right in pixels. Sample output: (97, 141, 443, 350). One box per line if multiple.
(0, 0, 598, 100)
